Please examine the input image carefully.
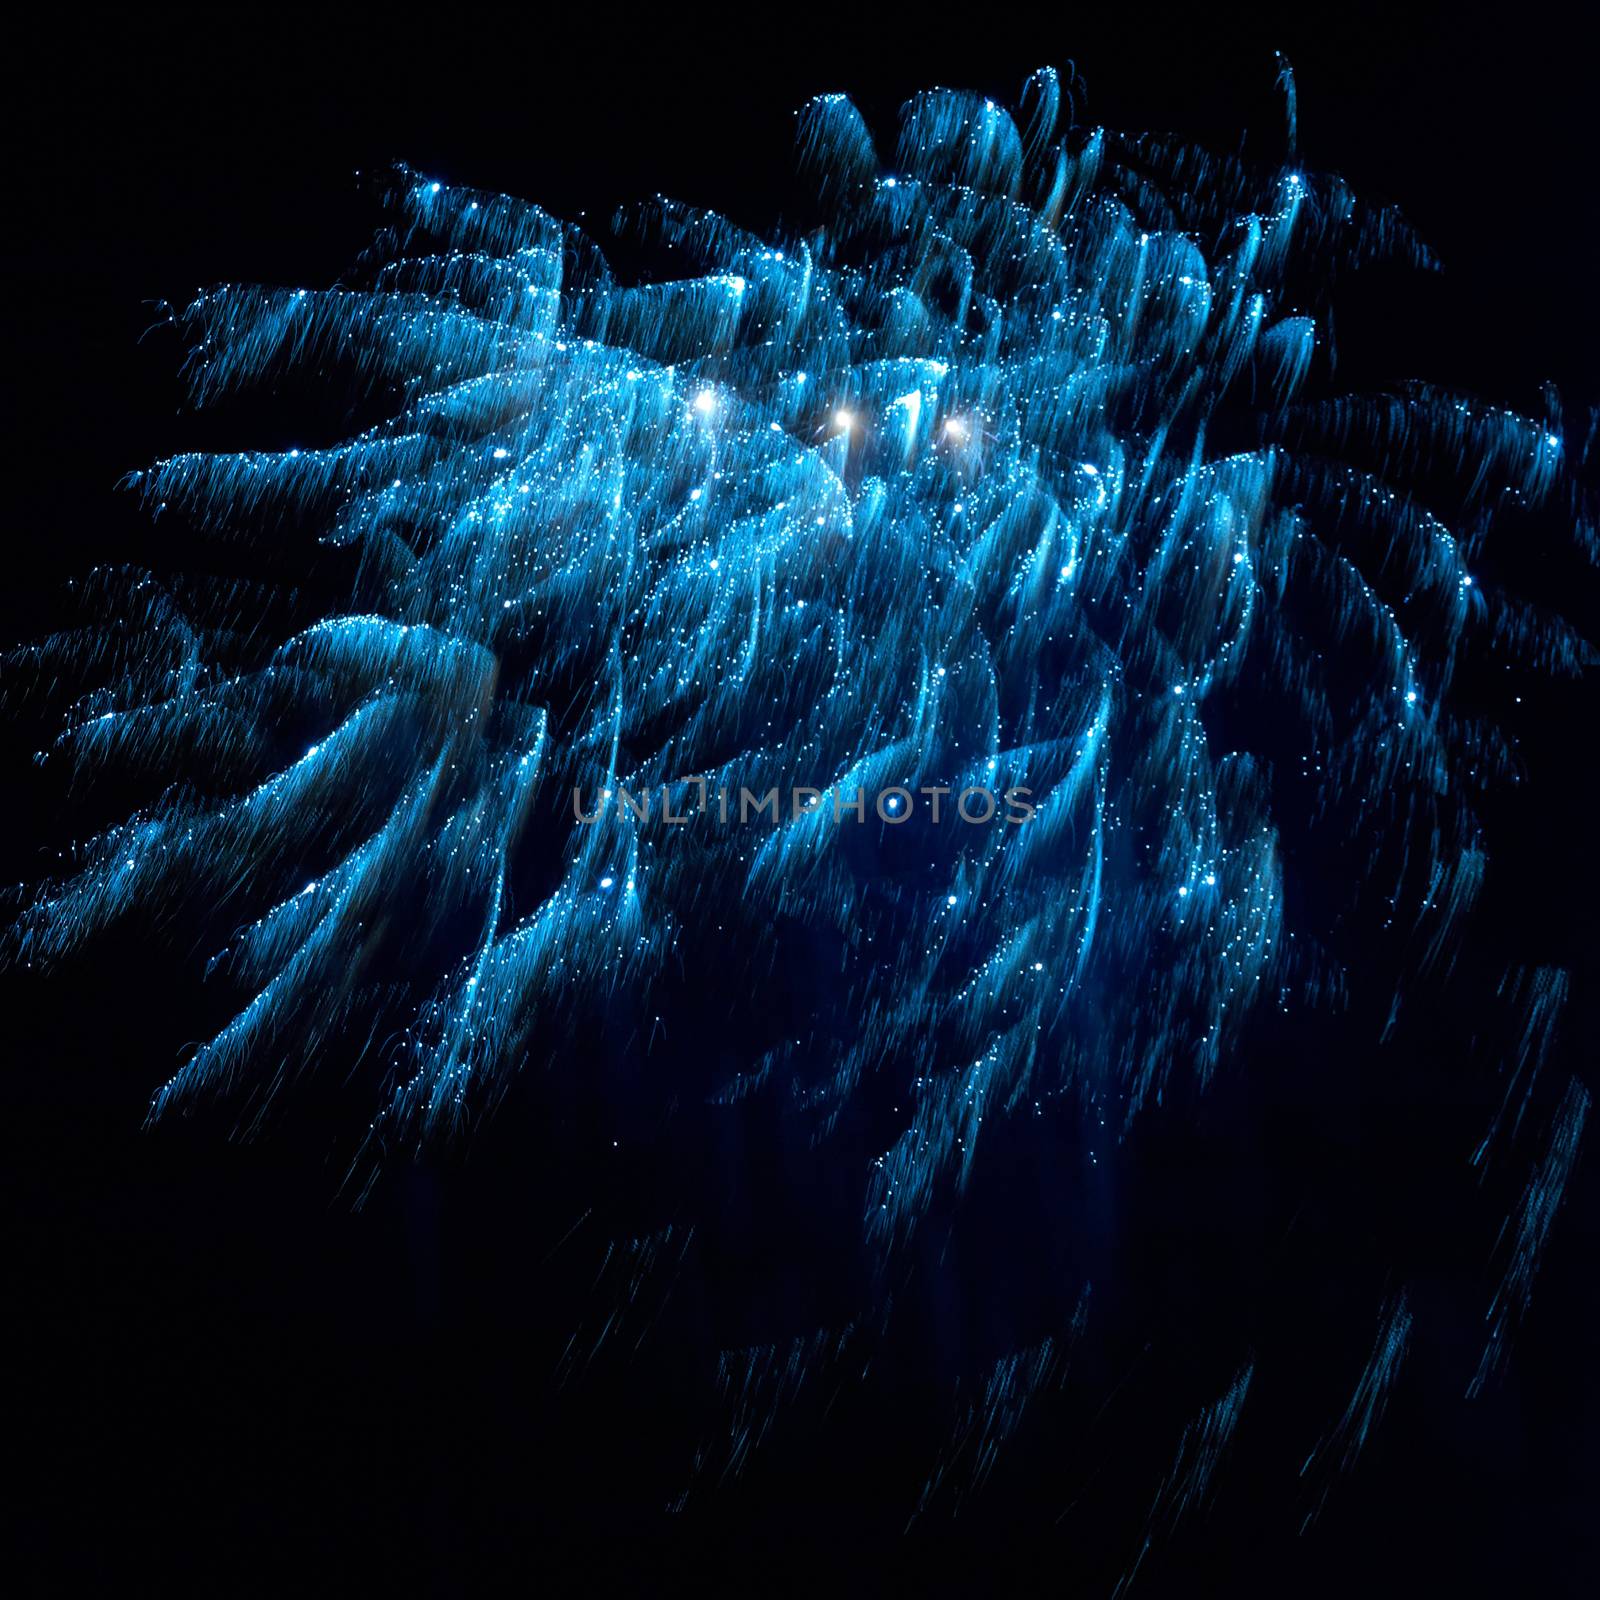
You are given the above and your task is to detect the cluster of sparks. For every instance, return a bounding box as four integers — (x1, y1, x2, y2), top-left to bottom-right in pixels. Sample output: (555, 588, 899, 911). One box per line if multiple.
(6, 67, 1593, 1563)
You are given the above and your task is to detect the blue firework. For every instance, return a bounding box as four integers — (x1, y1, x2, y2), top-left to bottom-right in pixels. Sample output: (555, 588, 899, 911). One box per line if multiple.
(6, 66, 1592, 1551)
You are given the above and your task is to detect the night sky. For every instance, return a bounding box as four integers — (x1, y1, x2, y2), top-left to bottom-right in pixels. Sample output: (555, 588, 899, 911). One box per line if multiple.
(7, 8, 1595, 1592)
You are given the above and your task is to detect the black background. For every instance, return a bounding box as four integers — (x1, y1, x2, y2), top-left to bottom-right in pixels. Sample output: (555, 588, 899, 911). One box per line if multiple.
(6, 7, 1596, 1592)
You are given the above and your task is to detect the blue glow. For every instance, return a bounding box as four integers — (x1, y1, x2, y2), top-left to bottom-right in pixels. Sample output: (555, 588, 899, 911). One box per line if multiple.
(4, 65, 1593, 1539)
